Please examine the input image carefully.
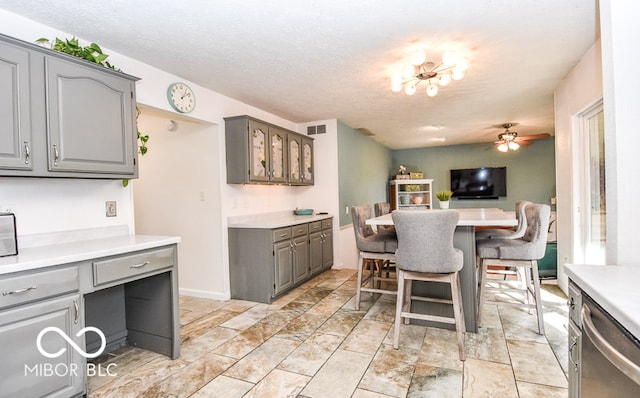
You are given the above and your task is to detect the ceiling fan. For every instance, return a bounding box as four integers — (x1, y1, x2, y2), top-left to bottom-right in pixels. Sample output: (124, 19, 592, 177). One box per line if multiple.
(492, 123, 550, 152)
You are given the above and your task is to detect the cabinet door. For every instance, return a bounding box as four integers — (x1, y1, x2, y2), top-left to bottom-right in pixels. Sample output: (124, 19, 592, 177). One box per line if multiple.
(309, 231, 324, 275)
(301, 137, 314, 185)
(0, 294, 83, 398)
(292, 235, 310, 284)
(269, 128, 288, 183)
(247, 120, 270, 182)
(45, 57, 136, 175)
(287, 134, 302, 184)
(322, 228, 334, 270)
(273, 240, 293, 295)
(0, 40, 33, 170)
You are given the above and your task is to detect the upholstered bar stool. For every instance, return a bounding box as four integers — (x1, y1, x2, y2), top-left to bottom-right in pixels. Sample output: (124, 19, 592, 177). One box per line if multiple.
(351, 206, 397, 311)
(475, 200, 531, 240)
(476, 203, 551, 335)
(374, 202, 397, 236)
(391, 210, 466, 361)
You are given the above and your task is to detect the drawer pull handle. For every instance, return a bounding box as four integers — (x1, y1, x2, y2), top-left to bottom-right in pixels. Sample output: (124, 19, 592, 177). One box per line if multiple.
(129, 261, 150, 269)
(74, 300, 79, 324)
(3, 285, 37, 296)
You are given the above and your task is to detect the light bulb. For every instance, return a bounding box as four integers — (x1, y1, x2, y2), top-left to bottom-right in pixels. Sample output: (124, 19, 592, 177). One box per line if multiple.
(442, 51, 458, 67)
(404, 84, 416, 95)
(403, 64, 416, 79)
(391, 74, 403, 92)
(426, 84, 439, 97)
(497, 143, 508, 152)
(411, 51, 427, 66)
(438, 73, 452, 87)
(452, 67, 465, 80)
(456, 57, 469, 71)
(508, 141, 520, 150)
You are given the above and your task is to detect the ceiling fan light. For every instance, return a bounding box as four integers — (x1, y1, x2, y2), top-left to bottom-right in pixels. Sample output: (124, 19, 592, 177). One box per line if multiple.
(508, 141, 520, 150)
(497, 143, 509, 152)
(411, 51, 427, 66)
(426, 84, 439, 97)
(404, 84, 417, 95)
(452, 67, 465, 80)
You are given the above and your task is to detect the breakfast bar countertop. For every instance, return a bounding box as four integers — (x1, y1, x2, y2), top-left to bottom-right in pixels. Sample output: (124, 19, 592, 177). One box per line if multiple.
(565, 263, 640, 339)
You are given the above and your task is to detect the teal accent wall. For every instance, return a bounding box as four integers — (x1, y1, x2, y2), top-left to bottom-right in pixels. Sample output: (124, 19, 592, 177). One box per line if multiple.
(337, 120, 392, 226)
(391, 137, 556, 211)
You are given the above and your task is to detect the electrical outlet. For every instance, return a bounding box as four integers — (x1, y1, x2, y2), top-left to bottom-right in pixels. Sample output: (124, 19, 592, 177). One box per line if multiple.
(105, 201, 117, 217)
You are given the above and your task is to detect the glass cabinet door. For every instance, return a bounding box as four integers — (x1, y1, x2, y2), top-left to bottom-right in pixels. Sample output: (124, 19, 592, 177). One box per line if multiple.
(248, 121, 269, 182)
(302, 138, 314, 185)
(269, 129, 287, 183)
(288, 135, 302, 184)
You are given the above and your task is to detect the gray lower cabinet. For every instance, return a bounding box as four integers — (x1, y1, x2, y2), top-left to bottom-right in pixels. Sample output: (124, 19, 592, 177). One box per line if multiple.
(0, 32, 139, 179)
(309, 218, 333, 275)
(229, 217, 332, 303)
(0, 265, 83, 398)
(0, 244, 180, 397)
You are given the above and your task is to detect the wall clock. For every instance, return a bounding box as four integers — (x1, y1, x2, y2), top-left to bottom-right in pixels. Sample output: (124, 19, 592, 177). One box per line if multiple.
(167, 82, 195, 113)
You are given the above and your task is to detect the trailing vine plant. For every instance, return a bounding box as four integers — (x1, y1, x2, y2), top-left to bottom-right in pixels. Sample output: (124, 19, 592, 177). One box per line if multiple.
(36, 37, 149, 187)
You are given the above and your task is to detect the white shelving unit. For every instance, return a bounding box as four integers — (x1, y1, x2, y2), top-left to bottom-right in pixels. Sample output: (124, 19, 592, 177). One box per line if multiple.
(389, 178, 433, 210)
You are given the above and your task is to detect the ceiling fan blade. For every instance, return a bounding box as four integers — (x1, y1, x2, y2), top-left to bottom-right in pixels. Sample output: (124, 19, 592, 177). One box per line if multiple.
(515, 133, 550, 141)
(517, 140, 533, 146)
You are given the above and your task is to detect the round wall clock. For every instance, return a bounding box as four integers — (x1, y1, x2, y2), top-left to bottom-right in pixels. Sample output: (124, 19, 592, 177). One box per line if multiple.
(167, 82, 195, 113)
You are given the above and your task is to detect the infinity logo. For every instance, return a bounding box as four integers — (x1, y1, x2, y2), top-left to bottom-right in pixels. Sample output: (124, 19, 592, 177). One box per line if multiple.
(36, 327, 106, 359)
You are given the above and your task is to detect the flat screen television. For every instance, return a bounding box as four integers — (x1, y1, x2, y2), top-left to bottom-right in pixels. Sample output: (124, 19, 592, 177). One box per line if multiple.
(450, 167, 507, 199)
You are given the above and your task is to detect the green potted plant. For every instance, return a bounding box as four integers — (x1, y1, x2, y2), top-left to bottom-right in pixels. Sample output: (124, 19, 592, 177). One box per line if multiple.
(436, 190, 454, 209)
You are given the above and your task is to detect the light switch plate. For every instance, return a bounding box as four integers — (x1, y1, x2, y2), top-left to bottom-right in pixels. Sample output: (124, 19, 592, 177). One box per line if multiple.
(106, 201, 117, 217)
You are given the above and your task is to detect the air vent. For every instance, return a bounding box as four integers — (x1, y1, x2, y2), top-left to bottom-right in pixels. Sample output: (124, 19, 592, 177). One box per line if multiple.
(316, 125, 326, 134)
(307, 124, 326, 135)
(307, 126, 316, 135)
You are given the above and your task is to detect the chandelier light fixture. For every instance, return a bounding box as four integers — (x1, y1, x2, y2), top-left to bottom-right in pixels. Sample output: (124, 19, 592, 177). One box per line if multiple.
(391, 51, 468, 97)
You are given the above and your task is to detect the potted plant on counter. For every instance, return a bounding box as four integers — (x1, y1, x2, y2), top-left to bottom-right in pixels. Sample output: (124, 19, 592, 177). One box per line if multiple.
(436, 190, 454, 209)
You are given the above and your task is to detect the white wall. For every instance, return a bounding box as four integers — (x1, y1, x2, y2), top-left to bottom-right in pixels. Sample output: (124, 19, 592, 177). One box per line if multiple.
(600, 0, 640, 265)
(554, 41, 602, 292)
(0, 9, 342, 299)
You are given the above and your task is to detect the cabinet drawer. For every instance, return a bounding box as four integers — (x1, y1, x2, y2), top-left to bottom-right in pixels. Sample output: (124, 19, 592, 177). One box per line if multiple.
(309, 221, 322, 233)
(0, 266, 79, 310)
(292, 223, 308, 237)
(322, 218, 333, 229)
(93, 247, 175, 286)
(272, 227, 292, 242)
(568, 281, 582, 326)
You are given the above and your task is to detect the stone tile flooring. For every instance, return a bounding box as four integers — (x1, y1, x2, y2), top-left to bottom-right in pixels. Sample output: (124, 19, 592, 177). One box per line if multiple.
(88, 269, 569, 397)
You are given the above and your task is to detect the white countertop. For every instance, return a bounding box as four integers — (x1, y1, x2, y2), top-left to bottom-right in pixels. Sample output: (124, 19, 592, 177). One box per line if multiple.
(565, 263, 640, 338)
(366, 208, 517, 227)
(0, 234, 180, 275)
(228, 211, 333, 229)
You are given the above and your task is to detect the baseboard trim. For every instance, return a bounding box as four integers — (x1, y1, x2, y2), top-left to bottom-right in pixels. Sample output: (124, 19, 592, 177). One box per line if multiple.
(179, 288, 230, 301)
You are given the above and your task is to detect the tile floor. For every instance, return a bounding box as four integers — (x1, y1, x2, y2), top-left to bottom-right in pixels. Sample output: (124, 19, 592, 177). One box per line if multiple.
(88, 269, 569, 397)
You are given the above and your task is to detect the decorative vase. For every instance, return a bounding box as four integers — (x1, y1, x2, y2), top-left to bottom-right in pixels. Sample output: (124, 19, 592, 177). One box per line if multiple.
(400, 195, 410, 205)
(412, 196, 423, 204)
(439, 200, 450, 209)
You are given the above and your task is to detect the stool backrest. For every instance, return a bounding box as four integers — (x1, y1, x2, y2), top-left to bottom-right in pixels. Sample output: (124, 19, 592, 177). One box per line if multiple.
(392, 210, 462, 273)
(351, 205, 375, 242)
(374, 202, 391, 217)
(500, 203, 551, 260)
(512, 200, 532, 238)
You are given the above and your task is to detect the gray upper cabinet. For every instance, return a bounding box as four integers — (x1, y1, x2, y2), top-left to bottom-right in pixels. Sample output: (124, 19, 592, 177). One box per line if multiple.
(0, 39, 33, 170)
(225, 115, 313, 185)
(45, 57, 136, 175)
(0, 33, 139, 179)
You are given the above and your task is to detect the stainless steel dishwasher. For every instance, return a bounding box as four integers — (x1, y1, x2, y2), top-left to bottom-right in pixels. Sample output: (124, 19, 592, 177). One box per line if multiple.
(579, 292, 640, 397)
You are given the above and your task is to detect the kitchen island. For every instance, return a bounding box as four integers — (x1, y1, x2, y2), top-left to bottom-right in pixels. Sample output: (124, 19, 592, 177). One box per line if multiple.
(367, 208, 517, 332)
(0, 227, 180, 398)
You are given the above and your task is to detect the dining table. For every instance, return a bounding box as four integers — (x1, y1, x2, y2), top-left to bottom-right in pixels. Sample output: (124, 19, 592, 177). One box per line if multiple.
(366, 208, 517, 333)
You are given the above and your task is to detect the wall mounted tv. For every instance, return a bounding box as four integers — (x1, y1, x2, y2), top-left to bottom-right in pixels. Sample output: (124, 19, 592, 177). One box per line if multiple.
(450, 167, 507, 199)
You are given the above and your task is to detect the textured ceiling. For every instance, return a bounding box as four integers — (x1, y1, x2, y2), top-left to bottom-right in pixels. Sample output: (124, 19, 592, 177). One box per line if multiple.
(0, 0, 598, 149)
